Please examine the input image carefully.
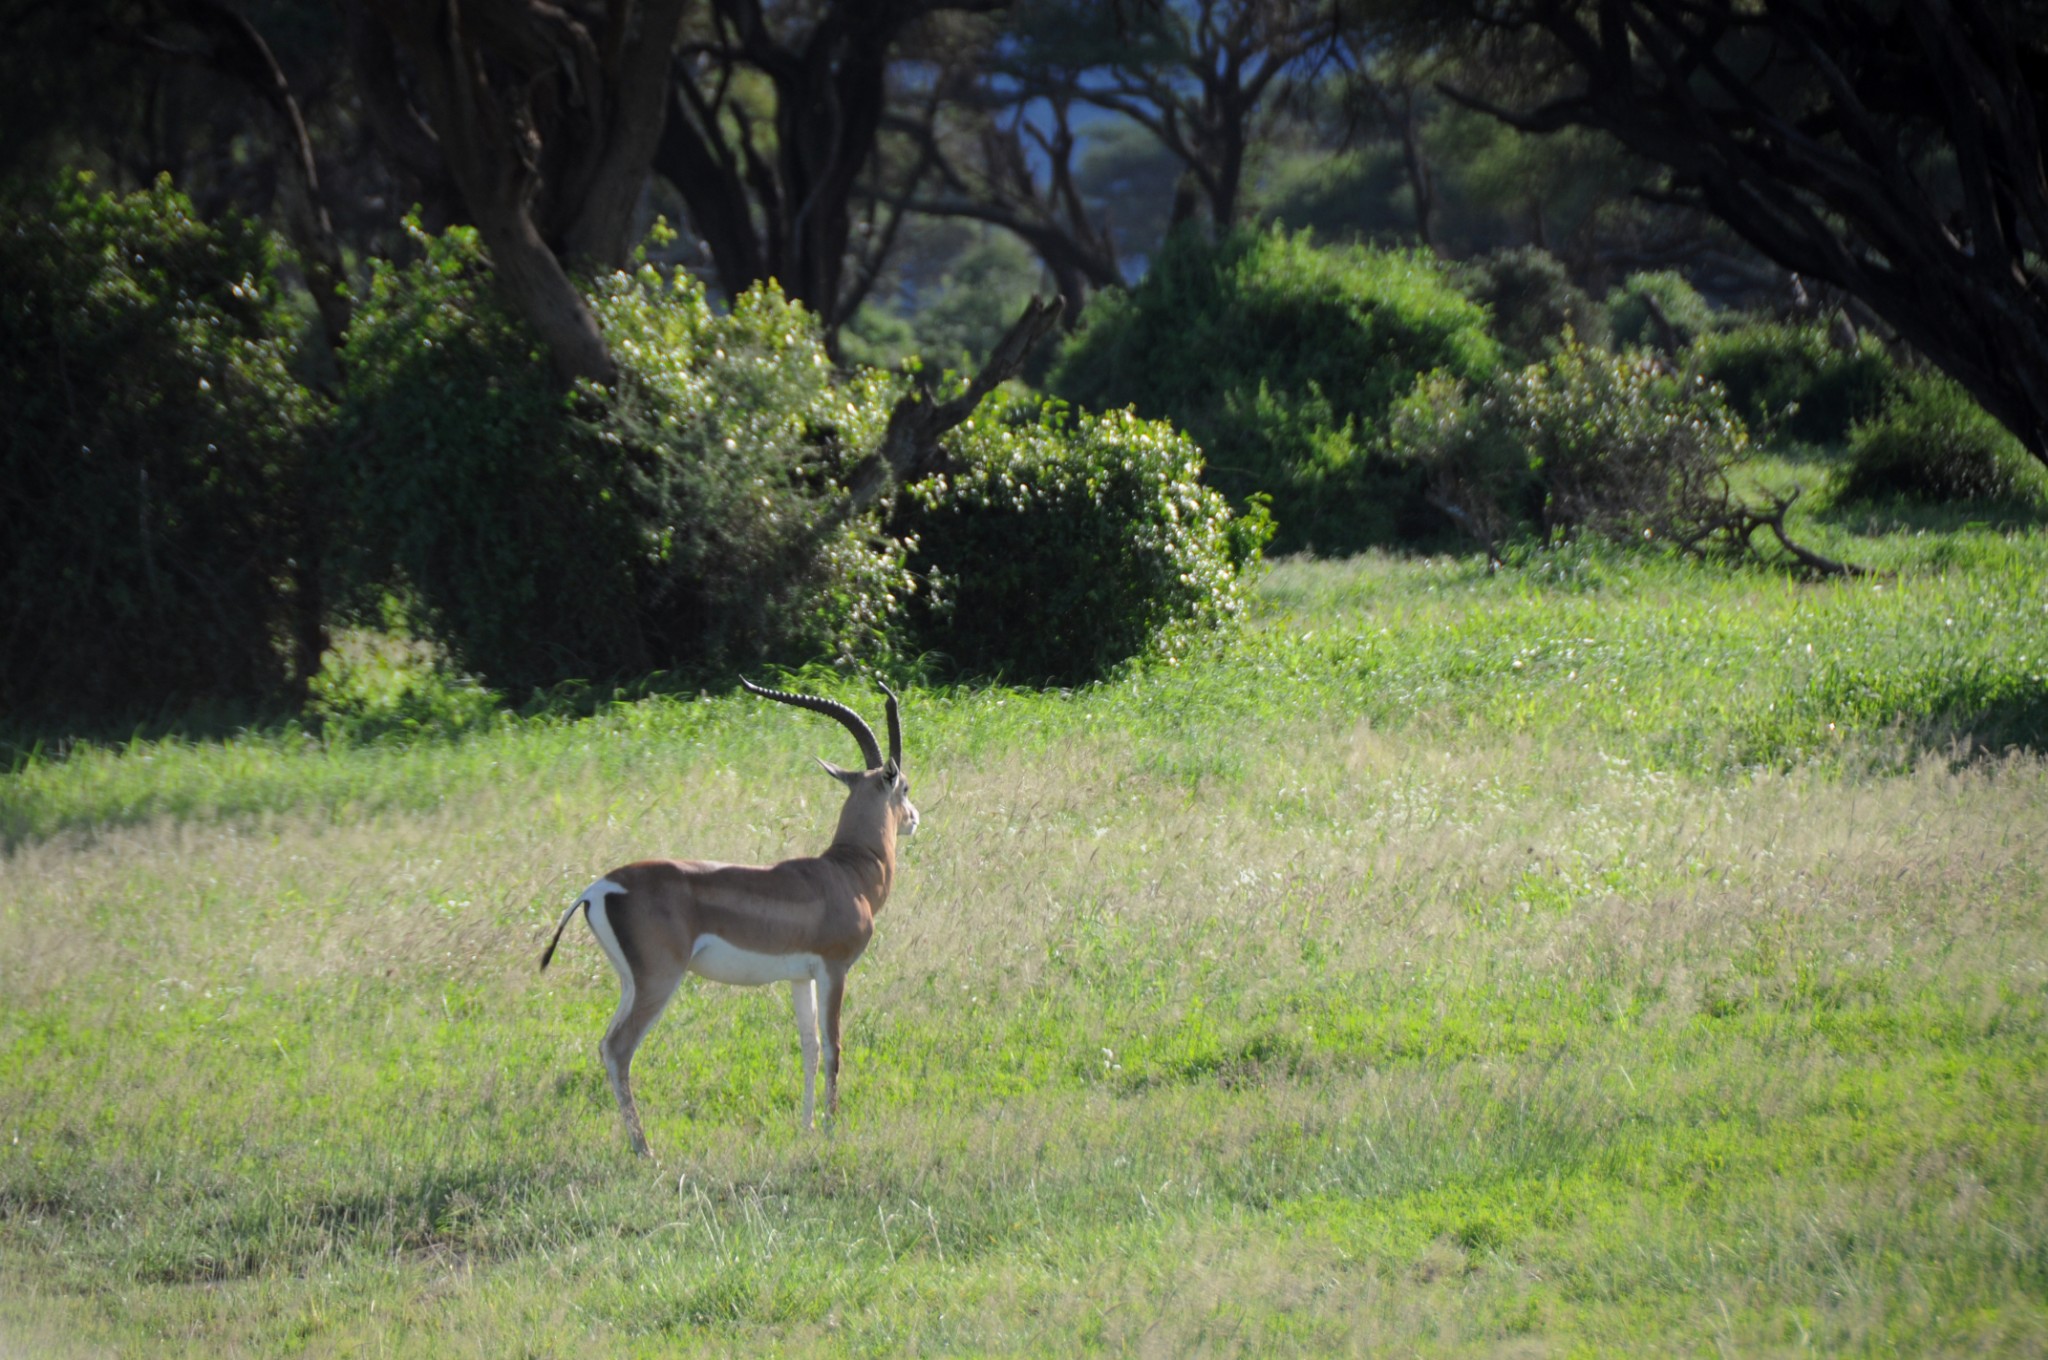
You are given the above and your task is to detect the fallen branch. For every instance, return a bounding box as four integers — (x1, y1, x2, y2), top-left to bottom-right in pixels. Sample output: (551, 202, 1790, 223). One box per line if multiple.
(1671, 485, 1880, 579)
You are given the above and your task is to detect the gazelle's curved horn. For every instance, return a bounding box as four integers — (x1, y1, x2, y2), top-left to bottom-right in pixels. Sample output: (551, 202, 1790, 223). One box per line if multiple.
(880, 681, 902, 771)
(741, 678, 884, 771)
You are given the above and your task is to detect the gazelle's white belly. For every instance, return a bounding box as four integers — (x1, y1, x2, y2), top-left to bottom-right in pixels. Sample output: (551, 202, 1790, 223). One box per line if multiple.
(688, 934, 820, 986)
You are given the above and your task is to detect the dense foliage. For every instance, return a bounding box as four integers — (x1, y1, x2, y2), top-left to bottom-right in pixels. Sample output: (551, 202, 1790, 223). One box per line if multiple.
(330, 223, 641, 694)
(1604, 270, 1718, 352)
(0, 175, 324, 718)
(585, 272, 915, 676)
(330, 224, 1259, 698)
(895, 396, 1266, 685)
(1837, 372, 2047, 506)
(1455, 246, 1609, 362)
(1385, 340, 1752, 550)
(1688, 321, 1898, 446)
(330, 225, 915, 694)
(1048, 227, 1500, 554)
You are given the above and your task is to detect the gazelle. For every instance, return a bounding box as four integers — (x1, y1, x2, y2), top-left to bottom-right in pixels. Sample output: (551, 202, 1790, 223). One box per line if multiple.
(540, 679, 918, 1157)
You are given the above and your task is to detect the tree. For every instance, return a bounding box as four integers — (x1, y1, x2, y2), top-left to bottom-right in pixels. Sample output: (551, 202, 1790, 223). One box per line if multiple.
(353, 0, 689, 384)
(1444, 0, 2048, 465)
(1003, 0, 1347, 235)
(1, 0, 357, 355)
(652, 0, 1010, 347)
(896, 81, 1128, 326)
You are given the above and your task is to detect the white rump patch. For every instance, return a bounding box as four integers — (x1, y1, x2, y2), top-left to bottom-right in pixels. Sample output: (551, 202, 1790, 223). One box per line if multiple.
(689, 934, 821, 987)
(580, 877, 628, 962)
(580, 879, 634, 1074)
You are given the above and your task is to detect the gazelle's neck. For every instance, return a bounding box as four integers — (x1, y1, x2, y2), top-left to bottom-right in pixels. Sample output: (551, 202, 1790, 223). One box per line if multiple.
(824, 833, 895, 905)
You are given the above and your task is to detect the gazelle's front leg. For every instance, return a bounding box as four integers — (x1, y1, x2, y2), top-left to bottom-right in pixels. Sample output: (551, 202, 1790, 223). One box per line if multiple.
(820, 964, 849, 1127)
(791, 976, 822, 1130)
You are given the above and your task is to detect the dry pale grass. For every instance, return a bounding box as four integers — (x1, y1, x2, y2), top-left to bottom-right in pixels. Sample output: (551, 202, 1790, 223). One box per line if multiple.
(6, 714, 2041, 1042)
(3, 671, 2044, 1356)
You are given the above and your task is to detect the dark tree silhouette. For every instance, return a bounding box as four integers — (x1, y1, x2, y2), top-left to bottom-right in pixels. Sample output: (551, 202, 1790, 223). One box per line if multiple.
(1446, 0, 2048, 464)
(652, 0, 1010, 346)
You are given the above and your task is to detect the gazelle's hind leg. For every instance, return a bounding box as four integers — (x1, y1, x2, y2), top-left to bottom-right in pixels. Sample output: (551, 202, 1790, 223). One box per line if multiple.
(600, 971, 683, 1157)
(792, 977, 822, 1130)
(584, 888, 683, 1157)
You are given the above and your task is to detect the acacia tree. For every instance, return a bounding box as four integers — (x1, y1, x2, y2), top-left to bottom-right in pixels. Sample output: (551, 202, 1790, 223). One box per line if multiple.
(996, 0, 1346, 235)
(895, 80, 1127, 325)
(1445, 0, 2048, 465)
(352, 0, 689, 384)
(881, 0, 1345, 326)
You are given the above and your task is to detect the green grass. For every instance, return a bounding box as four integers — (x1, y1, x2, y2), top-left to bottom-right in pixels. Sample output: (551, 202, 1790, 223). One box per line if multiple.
(4, 524, 2046, 1355)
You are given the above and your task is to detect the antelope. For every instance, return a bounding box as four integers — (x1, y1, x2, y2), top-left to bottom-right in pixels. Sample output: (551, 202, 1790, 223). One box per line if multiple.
(539, 679, 918, 1157)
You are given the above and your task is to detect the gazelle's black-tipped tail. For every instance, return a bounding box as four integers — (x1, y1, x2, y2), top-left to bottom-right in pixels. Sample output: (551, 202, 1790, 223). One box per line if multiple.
(539, 897, 585, 972)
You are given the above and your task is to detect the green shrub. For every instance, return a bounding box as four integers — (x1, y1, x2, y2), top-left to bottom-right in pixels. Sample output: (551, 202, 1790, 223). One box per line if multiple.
(1380, 370, 1534, 553)
(1511, 343, 1751, 541)
(588, 273, 916, 673)
(1688, 321, 1898, 445)
(330, 222, 643, 692)
(1605, 270, 1718, 352)
(1385, 342, 1752, 548)
(1836, 373, 2045, 504)
(332, 224, 913, 693)
(1048, 226, 1500, 554)
(843, 231, 1044, 374)
(0, 174, 325, 718)
(305, 600, 502, 746)
(1455, 246, 1609, 362)
(894, 396, 1264, 684)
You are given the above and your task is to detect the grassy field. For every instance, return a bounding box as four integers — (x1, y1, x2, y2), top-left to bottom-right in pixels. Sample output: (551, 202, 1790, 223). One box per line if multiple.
(4, 507, 2046, 1356)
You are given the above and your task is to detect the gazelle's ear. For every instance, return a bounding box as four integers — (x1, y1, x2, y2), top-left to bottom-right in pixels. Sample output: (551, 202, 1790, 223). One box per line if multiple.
(814, 757, 862, 789)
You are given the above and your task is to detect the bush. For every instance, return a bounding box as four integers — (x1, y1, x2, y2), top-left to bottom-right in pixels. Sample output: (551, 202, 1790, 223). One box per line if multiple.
(1836, 373, 2045, 504)
(330, 223, 643, 692)
(1386, 341, 1752, 548)
(587, 272, 914, 675)
(1048, 226, 1499, 554)
(305, 601, 502, 746)
(332, 223, 913, 693)
(1511, 343, 1751, 541)
(0, 174, 325, 718)
(1380, 371, 1534, 554)
(893, 396, 1265, 684)
(1605, 271, 1718, 352)
(1688, 321, 1898, 445)
(1455, 246, 1609, 362)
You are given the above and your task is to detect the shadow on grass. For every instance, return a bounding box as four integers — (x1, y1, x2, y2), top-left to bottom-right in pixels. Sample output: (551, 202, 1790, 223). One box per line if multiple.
(1815, 493, 2048, 538)
(1916, 688, 2048, 763)
(1753, 438, 1853, 472)
(0, 697, 305, 773)
(0, 668, 724, 775)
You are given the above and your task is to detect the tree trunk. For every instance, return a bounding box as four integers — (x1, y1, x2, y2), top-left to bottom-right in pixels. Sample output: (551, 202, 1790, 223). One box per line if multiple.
(356, 0, 689, 385)
(561, 0, 690, 268)
(655, 1, 1015, 343)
